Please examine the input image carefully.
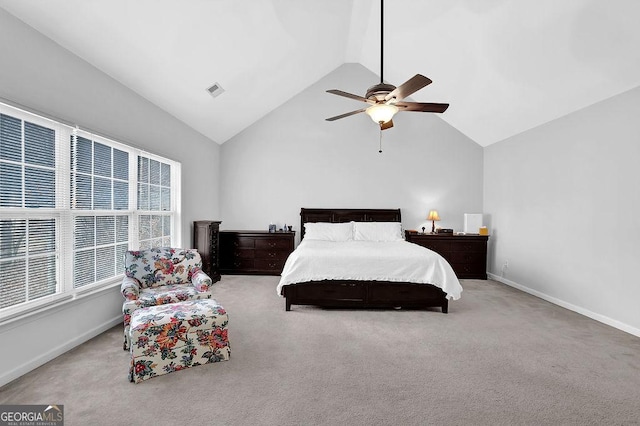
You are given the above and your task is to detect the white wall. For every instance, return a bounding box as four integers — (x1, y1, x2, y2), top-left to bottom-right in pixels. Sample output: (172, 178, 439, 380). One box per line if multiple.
(220, 64, 483, 240)
(484, 86, 640, 336)
(0, 9, 220, 386)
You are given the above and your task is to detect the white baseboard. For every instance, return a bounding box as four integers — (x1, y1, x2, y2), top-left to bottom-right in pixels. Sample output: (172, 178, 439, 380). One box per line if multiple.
(0, 315, 121, 388)
(488, 273, 640, 338)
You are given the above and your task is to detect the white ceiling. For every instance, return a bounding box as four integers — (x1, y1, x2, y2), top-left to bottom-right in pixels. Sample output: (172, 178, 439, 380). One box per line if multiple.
(2, 0, 640, 146)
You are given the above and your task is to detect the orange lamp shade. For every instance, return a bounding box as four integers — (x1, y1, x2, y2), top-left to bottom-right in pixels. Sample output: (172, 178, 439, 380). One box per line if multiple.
(427, 210, 440, 222)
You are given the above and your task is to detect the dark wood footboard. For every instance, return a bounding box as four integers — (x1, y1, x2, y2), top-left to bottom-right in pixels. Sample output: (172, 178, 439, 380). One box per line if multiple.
(282, 280, 448, 313)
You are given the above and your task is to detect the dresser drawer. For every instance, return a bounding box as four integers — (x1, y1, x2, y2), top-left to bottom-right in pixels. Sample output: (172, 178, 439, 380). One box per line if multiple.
(254, 258, 287, 272)
(449, 240, 485, 253)
(254, 249, 290, 260)
(295, 282, 366, 302)
(255, 238, 291, 250)
(223, 236, 255, 248)
(451, 262, 486, 279)
(223, 248, 254, 259)
(449, 251, 483, 263)
(221, 258, 254, 270)
(369, 283, 438, 303)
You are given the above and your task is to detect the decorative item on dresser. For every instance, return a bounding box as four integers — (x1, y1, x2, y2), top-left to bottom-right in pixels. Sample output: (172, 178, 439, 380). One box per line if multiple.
(220, 230, 295, 275)
(405, 231, 488, 279)
(193, 221, 222, 283)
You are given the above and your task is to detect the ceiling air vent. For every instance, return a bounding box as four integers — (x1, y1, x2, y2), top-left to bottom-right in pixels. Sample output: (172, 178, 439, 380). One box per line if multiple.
(206, 82, 225, 98)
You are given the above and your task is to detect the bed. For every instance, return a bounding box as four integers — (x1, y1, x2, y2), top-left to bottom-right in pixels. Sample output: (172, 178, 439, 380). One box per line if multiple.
(278, 208, 462, 312)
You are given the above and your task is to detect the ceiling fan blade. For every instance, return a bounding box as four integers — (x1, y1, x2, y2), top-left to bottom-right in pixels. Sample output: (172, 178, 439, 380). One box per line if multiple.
(395, 101, 449, 113)
(384, 74, 432, 102)
(327, 89, 376, 104)
(325, 108, 367, 121)
(380, 120, 394, 130)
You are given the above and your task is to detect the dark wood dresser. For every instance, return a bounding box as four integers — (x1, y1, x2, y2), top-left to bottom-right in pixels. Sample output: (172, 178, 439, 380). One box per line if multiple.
(220, 230, 295, 275)
(405, 231, 488, 279)
(193, 220, 222, 283)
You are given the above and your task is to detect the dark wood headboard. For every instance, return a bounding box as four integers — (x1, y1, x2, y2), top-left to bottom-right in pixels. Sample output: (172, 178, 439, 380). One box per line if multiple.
(300, 208, 401, 240)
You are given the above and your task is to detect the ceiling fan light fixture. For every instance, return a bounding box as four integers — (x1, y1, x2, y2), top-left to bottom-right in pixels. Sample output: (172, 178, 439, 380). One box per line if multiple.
(366, 104, 398, 124)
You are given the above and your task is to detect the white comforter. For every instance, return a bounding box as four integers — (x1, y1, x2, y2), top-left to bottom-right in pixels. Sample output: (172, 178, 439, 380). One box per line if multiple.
(277, 240, 462, 300)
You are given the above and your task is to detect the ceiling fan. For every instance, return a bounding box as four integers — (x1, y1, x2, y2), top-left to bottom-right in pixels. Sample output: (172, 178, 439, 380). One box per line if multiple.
(326, 0, 449, 131)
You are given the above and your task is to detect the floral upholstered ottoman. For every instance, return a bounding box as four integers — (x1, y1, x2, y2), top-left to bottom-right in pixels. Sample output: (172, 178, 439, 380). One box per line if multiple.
(128, 299, 230, 383)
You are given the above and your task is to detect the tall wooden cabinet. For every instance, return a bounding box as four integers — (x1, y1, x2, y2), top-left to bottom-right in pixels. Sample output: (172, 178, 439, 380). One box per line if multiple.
(193, 220, 222, 283)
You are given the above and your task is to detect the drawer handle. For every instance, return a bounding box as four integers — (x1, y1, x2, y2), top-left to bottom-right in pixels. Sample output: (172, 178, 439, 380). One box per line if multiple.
(233, 261, 241, 267)
(269, 263, 277, 268)
(233, 241, 239, 247)
(269, 252, 276, 258)
(269, 242, 277, 248)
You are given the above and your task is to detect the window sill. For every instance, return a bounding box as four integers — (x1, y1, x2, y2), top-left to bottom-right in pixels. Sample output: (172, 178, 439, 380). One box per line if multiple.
(0, 279, 121, 330)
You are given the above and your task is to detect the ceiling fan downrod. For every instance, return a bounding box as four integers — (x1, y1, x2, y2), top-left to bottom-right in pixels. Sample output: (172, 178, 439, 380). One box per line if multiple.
(380, 0, 384, 84)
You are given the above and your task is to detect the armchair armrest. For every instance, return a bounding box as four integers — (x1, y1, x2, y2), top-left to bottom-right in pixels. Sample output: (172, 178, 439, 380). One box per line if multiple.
(121, 276, 141, 300)
(191, 268, 213, 292)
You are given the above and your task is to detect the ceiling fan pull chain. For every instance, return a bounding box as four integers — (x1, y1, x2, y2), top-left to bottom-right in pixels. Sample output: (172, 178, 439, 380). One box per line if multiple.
(379, 127, 383, 153)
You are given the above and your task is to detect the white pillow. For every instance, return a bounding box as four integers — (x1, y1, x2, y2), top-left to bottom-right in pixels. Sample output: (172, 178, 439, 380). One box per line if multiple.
(303, 222, 354, 241)
(353, 222, 403, 242)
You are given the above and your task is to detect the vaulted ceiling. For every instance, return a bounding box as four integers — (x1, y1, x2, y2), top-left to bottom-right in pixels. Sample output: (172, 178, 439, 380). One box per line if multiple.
(1, 0, 640, 146)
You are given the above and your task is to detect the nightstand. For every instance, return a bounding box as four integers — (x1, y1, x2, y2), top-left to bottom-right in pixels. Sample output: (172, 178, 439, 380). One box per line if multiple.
(220, 230, 295, 275)
(405, 231, 488, 279)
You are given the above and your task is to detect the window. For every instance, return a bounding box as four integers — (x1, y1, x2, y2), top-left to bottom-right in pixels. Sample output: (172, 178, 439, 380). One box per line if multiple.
(70, 132, 132, 288)
(137, 156, 173, 249)
(0, 219, 57, 309)
(1, 111, 60, 312)
(0, 102, 181, 318)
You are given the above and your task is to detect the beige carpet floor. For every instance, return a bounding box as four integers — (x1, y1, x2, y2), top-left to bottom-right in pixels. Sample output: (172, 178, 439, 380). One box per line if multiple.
(1, 276, 639, 425)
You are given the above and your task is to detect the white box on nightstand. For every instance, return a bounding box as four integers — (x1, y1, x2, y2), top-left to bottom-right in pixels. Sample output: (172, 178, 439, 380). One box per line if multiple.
(464, 214, 483, 234)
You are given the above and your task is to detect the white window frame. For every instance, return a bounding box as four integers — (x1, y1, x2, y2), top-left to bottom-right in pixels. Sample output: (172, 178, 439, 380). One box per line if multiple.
(0, 101, 181, 321)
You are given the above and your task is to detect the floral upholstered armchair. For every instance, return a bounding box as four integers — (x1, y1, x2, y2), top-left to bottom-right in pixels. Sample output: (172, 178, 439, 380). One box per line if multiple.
(121, 247, 214, 350)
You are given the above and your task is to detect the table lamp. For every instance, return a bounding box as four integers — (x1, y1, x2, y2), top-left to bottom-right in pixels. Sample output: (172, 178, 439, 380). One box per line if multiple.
(427, 210, 440, 233)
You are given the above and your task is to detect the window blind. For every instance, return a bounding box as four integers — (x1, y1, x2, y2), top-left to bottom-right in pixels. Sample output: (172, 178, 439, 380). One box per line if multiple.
(137, 154, 173, 249)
